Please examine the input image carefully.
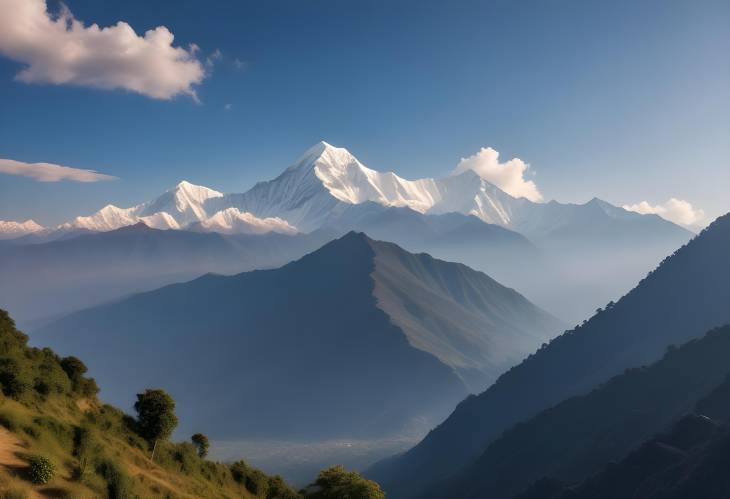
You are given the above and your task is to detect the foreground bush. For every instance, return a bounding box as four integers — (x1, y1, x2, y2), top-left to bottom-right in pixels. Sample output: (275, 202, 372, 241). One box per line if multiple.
(28, 455, 55, 484)
(304, 465, 385, 499)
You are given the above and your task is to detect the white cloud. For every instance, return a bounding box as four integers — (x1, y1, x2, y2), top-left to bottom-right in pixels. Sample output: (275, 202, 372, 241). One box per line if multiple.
(0, 0, 206, 100)
(206, 48, 222, 68)
(452, 147, 543, 202)
(0, 158, 117, 182)
(623, 198, 706, 228)
(224, 103, 232, 111)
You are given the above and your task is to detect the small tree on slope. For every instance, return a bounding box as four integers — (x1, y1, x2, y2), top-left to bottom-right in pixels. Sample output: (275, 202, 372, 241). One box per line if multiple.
(134, 388, 178, 458)
(191, 433, 210, 458)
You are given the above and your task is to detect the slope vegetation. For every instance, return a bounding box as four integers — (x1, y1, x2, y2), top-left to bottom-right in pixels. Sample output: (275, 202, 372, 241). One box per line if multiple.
(0, 309, 300, 499)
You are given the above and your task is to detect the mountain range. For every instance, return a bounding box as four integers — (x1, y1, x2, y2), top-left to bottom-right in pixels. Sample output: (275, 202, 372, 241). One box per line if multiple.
(32, 232, 563, 441)
(2, 142, 726, 495)
(0, 224, 334, 327)
(0, 142, 692, 240)
(367, 212, 730, 498)
(0, 142, 692, 322)
(0, 219, 44, 239)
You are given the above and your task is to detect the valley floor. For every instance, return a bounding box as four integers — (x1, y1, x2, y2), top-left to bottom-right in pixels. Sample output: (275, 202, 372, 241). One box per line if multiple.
(212, 434, 419, 486)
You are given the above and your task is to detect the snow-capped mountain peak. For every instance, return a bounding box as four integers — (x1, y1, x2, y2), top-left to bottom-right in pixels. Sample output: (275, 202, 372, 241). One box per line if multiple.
(44, 141, 688, 239)
(0, 219, 45, 239)
(293, 140, 339, 165)
(59, 180, 226, 232)
(197, 207, 297, 235)
(193, 142, 521, 231)
(140, 180, 223, 225)
(63, 204, 139, 231)
(263, 142, 519, 226)
(173, 180, 223, 202)
(313, 146, 440, 211)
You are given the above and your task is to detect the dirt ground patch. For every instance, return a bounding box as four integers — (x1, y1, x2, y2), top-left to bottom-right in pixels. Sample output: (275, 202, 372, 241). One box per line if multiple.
(0, 427, 27, 467)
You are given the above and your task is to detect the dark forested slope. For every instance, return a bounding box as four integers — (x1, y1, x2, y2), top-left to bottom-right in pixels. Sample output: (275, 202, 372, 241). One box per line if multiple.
(437, 324, 730, 499)
(518, 369, 730, 499)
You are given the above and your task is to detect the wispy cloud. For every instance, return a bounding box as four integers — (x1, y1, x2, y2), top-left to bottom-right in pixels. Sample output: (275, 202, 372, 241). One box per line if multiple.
(206, 48, 223, 68)
(453, 147, 543, 202)
(623, 198, 705, 228)
(0, 158, 117, 182)
(0, 0, 206, 100)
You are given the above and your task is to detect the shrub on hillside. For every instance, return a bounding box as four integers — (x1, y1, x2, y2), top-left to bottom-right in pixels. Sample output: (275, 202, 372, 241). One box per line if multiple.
(304, 465, 385, 499)
(269, 475, 301, 499)
(230, 460, 248, 484)
(59, 356, 98, 396)
(0, 310, 97, 402)
(60, 356, 87, 381)
(230, 460, 301, 498)
(28, 455, 55, 484)
(191, 432, 210, 458)
(35, 350, 72, 394)
(0, 357, 27, 398)
(244, 468, 270, 496)
(97, 458, 132, 499)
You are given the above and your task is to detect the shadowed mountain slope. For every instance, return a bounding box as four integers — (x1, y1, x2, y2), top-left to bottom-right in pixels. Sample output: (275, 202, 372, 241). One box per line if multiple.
(368, 213, 730, 499)
(32, 233, 561, 441)
(371, 236, 557, 393)
(434, 324, 730, 499)
(518, 369, 730, 499)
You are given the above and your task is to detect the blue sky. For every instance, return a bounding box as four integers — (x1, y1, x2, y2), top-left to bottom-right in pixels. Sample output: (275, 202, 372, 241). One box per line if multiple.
(0, 0, 728, 226)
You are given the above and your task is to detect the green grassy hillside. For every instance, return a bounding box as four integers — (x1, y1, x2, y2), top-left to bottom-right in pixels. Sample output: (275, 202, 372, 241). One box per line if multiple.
(0, 309, 382, 498)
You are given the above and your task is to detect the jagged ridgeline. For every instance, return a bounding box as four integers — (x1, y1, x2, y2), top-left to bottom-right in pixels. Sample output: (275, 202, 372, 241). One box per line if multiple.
(0, 309, 382, 498)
